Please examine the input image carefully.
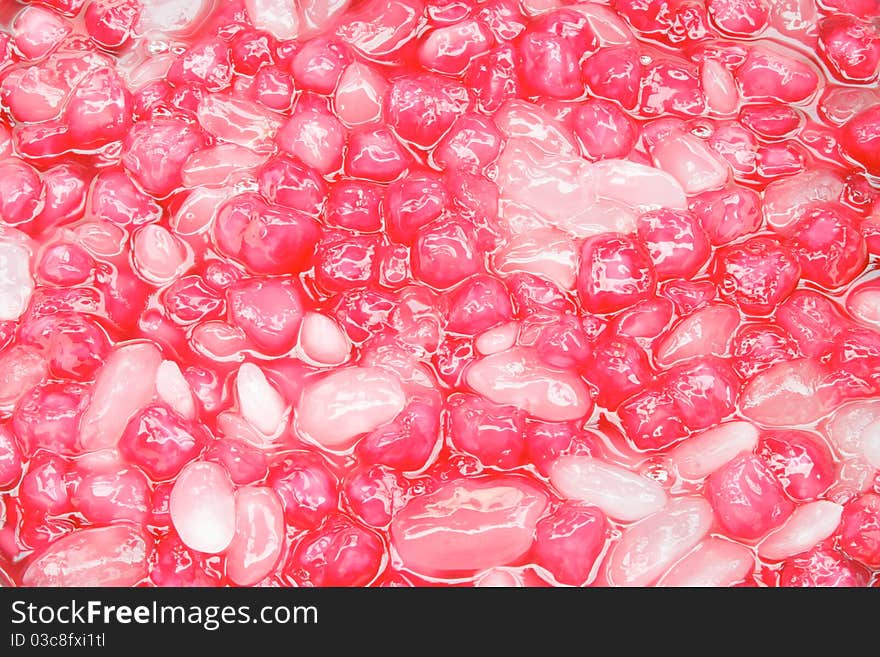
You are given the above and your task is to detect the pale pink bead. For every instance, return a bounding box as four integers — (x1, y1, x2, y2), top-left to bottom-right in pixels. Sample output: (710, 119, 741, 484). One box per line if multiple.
(741, 359, 835, 426)
(658, 538, 754, 587)
(226, 486, 285, 586)
(244, 0, 300, 39)
(171, 187, 233, 236)
(132, 225, 187, 284)
(494, 100, 577, 155)
(605, 498, 714, 587)
(492, 228, 578, 290)
(655, 304, 739, 367)
(758, 501, 844, 561)
(170, 461, 236, 554)
(591, 159, 688, 212)
(391, 476, 548, 575)
(334, 62, 387, 127)
(197, 95, 282, 153)
(22, 525, 152, 587)
(236, 363, 287, 437)
(190, 321, 250, 361)
(465, 347, 592, 422)
(181, 144, 267, 188)
(155, 360, 197, 420)
(670, 421, 760, 480)
(297, 367, 407, 451)
(0, 238, 34, 321)
(550, 455, 668, 522)
(650, 132, 730, 195)
(80, 342, 162, 451)
(299, 312, 350, 366)
(74, 221, 127, 259)
(475, 322, 520, 356)
(702, 59, 739, 115)
(139, 0, 211, 34)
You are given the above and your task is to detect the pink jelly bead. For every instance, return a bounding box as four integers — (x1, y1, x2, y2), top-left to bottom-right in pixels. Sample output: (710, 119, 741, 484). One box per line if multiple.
(150, 533, 222, 587)
(448, 393, 526, 469)
(779, 542, 870, 587)
(434, 114, 502, 172)
(669, 357, 739, 425)
(85, 0, 142, 49)
(13, 382, 90, 456)
(278, 98, 345, 174)
(343, 465, 409, 528)
(637, 209, 711, 280)
(732, 323, 800, 379)
(385, 172, 448, 242)
(119, 404, 208, 480)
(291, 37, 351, 94)
(37, 243, 93, 286)
(586, 333, 653, 410)
(573, 99, 638, 161)
(163, 276, 223, 325)
(533, 502, 608, 586)
(88, 169, 161, 226)
(757, 430, 836, 501)
(618, 385, 689, 451)
(419, 20, 494, 75)
(357, 400, 441, 472)
(258, 155, 327, 216)
(412, 217, 481, 289)
(818, 16, 880, 83)
(776, 290, 848, 357)
(0, 425, 23, 490)
(269, 451, 339, 529)
(18, 311, 111, 380)
(525, 422, 597, 478)
(788, 204, 867, 289)
(661, 280, 718, 315)
(582, 46, 642, 110)
(838, 493, 880, 568)
(714, 236, 801, 315)
(519, 31, 583, 99)
(616, 0, 712, 46)
(230, 30, 275, 75)
(706, 454, 795, 540)
(286, 513, 385, 586)
(326, 180, 384, 232)
(72, 466, 151, 524)
(447, 275, 513, 335)
(31, 163, 88, 234)
(578, 233, 657, 315)
(314, 232, 380, 292)
(534, 314, 591, 369)
(740, 103, 802, 139)
(214, 194, 322, 275)
(391, 476, 548, 575)
(384, 74, 469, 148)
(689, 185, 762, 246)
(122, 118, 205, 197)
(251, 66, 295, 110)
(0, 159, 43, 227)
(345, 127, 408, 182)
(841, 106, 880, 177)
(18, 452, 73, 515)
(205, 438, 269, 486)
(227, 277, 305, 355)
(640, 60, 706, 117)
(708, 0, 769, 36)
(736, 47, 819, 104)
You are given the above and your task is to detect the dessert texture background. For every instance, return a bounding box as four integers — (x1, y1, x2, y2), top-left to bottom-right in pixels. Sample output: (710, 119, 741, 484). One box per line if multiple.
(0, 0, 879, 588)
